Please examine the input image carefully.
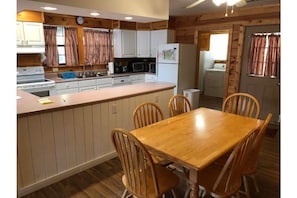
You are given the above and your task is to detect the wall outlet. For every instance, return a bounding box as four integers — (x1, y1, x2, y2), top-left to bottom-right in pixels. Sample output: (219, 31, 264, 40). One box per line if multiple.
(52, 68, 59, 72)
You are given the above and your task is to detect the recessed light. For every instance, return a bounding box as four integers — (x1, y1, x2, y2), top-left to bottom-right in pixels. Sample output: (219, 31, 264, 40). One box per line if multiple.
(124, 16, 133, 20)
(90, 12, 100, 16)
(41, 6, 57, 11)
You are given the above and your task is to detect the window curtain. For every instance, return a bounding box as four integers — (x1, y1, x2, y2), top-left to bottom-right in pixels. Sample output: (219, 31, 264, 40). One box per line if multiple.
(265, 34, 280, 77)
(247, 35, 266, 75)
(83, 29, 112, 65)
(247, 33, 280, 77)
(65, 27, 79, 66)
(43, 26, 58, 66)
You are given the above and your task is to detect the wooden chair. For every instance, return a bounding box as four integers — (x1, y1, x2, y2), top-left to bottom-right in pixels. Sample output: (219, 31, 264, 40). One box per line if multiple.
(241, 113, 272, 198)
(133, 102, 172, 166)
(168, 94, 192, 117)
(184, 128, 259, 198)
(111, 128, 179, 198)
(133, 102, 164, 129)
(222, 92, 260, 118)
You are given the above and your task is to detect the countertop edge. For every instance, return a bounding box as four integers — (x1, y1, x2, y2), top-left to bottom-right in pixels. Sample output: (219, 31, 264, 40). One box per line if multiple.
(17, 82, 175, 116)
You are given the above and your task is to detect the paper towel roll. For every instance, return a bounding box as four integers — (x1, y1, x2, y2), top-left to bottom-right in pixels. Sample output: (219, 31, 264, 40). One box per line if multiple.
(108, 62, 114, 74)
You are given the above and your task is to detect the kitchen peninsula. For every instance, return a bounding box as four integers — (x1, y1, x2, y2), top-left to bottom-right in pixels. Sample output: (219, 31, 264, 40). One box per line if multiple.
(17, 82, 175, 196)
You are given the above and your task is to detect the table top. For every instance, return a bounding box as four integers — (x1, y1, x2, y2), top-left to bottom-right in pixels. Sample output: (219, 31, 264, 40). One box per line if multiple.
(131, 107, 263, 170)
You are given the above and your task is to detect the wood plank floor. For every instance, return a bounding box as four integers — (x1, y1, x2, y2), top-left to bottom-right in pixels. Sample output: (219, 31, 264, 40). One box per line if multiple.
(20, 95, 280, 198)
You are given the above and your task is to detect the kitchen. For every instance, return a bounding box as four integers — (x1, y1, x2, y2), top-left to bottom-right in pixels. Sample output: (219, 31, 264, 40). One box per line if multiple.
(12, 0, 282, 197)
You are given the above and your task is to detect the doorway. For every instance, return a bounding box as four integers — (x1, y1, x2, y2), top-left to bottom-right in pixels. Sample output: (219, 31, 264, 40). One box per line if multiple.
(197, 31, 229, 98)
(239, 25, 280, 124)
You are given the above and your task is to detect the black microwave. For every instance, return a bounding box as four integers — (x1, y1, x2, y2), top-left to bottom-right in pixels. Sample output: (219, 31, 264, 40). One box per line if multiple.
(131, 62, 146, 72)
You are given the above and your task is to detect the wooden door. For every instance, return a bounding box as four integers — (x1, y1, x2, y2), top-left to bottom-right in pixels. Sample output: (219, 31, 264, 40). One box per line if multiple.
(239, 25, 280, 124)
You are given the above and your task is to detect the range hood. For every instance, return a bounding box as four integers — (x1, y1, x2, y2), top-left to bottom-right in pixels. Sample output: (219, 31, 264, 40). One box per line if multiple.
(17, 45, 45, 54)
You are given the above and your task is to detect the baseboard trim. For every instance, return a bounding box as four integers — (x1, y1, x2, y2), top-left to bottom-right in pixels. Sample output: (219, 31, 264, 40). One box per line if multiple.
(18, 152, 118, 197)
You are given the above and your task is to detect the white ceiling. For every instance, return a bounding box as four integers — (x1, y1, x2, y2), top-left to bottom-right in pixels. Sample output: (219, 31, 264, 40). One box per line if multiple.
(17, 0, 280, 23)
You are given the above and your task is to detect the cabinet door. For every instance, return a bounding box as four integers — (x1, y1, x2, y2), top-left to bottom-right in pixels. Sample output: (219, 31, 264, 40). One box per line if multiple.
(150, 30, 175, 58)
(121, 30, 136, 57)
(22, 22, 45, 46)
(16, 21, 25, 45)
(137, 31, 151, 57)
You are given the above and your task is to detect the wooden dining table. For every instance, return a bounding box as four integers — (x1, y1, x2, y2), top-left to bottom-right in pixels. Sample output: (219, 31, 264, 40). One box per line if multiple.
(131, 107, 263, 198)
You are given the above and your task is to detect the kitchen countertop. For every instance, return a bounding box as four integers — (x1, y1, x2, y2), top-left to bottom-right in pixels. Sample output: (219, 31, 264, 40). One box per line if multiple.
(17, 82, 175, 116)
(47, 72, 155, 83)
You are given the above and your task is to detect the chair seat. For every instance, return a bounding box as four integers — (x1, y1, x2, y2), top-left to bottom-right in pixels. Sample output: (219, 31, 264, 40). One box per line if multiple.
(122, 164, 179, 198)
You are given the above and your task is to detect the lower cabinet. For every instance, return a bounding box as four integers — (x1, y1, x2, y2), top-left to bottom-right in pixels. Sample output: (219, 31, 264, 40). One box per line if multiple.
(54, 81, 79, 95)
(78, 79, 97, 92)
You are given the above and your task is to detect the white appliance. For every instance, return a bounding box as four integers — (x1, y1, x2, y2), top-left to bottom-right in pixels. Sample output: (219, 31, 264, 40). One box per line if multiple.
(199, 51, 215, 93)
(17, 66, 56, 97)
(157, 43, 197, 95)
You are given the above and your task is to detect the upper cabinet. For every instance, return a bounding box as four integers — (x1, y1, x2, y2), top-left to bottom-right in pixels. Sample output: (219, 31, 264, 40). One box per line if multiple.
(150, 29, 175, 58)
(137, 30, 151, 58)
(16, 21, 45, 53)
(113, 29, 137, 58)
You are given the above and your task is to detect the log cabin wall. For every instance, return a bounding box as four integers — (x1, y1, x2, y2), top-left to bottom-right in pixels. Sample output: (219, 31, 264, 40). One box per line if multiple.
(173, 3, 280, 97)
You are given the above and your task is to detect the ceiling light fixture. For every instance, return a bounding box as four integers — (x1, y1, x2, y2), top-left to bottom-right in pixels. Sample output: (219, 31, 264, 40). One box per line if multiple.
(124, 16, 133, 20)
(212, 0, 241, 16)
(90, 12, 100, 16)
(41, 6, 57, 11)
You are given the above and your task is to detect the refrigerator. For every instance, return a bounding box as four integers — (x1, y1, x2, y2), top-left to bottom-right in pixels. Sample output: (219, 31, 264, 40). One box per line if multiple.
(156, 43, 197, 95)
(199, 51, 215, 93)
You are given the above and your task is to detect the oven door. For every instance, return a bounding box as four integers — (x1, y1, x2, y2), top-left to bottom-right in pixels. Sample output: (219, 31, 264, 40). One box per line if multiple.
(19, 86, 53, 97)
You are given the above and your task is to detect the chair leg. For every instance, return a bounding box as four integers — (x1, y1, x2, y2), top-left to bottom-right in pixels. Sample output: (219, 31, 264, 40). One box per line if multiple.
(243, 176, 251, 198)
(250, 174, 260, 192)
(121, 189, 132, 198)
(171, 189, 177, 198)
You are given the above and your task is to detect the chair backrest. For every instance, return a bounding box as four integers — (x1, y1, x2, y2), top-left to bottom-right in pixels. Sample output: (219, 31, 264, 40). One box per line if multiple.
(133, 102, 164, 129)
(242, 113, 273, 174)
(222, 92, 260, 118)
(212, 128, 259, 196)
(111, 128, 161, 197)
(168, 94, 193, 117)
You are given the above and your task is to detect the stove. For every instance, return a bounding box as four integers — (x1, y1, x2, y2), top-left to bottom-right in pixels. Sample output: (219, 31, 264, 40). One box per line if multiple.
(17, 66, 55, 97)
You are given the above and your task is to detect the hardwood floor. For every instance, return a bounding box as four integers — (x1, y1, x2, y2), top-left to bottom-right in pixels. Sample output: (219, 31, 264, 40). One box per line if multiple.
(20, 95, 280, 198)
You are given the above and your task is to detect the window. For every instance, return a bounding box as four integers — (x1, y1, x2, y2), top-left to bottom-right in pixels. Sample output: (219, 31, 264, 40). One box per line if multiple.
(56, 26, 66, 65)
(209, 33, 229, 60)
(43, 25, 79, 67)
(247, 33, 280, 78)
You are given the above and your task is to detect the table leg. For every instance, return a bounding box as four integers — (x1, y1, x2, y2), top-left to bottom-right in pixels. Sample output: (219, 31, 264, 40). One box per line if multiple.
(188, 168, 199, 198)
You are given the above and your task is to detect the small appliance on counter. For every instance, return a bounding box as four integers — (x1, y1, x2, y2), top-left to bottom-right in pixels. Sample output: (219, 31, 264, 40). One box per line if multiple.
(107, 62, 114, 74)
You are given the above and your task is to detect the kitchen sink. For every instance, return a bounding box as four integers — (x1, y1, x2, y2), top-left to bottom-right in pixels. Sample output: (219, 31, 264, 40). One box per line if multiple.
(77, 71, 107, 78)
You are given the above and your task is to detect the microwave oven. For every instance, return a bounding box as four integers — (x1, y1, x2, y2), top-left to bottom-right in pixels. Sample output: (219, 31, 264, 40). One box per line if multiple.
(131, 62, 146, 72)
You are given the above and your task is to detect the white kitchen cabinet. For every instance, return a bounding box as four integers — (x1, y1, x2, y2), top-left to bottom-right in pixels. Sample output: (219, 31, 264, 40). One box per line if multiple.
(113, 29, 137, 58)
(145, 74, 157, 82)
(97, 77, 113, 89)
(112, 76, 131, 87)
(130, 74, 145, 84)
(78, 79, 97, 92)
(54, 81, 79, 95)
(16, 21, 45, 46)
(150, 29, 175, 58)
(137, 30, 151, 57)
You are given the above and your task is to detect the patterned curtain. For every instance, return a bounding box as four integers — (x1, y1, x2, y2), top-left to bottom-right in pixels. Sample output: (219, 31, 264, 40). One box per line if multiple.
(43, 26, 58, 66)
(247, 33, 281, 77)
(265, 34, 280, 77)
(65, 27, 79, 66)
(247, 34, 266, 75)
(83, 29, 112, 65)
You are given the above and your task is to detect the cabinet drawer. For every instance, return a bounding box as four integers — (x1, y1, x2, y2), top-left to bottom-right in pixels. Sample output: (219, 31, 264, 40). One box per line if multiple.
(78, 79, 97, 87)
(56, 81, 78, 90)
(97, 78, 113, 85)
(79, 86, 97, 92)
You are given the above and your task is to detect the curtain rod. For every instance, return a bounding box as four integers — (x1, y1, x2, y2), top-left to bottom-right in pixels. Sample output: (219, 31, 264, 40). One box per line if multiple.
(43, 24, 109, 32)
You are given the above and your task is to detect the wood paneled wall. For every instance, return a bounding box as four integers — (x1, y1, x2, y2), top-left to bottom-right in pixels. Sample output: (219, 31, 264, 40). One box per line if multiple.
(173, 3, 280, 97)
